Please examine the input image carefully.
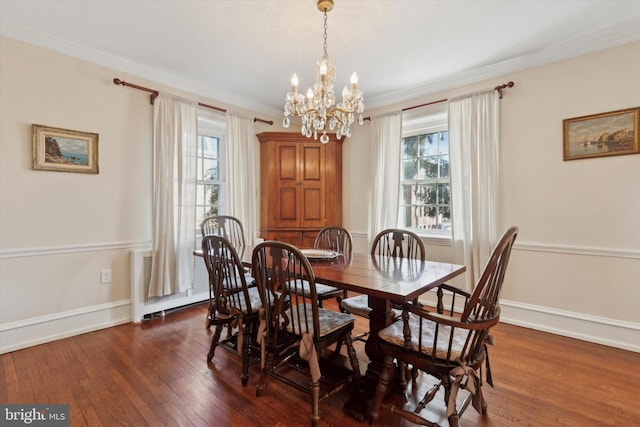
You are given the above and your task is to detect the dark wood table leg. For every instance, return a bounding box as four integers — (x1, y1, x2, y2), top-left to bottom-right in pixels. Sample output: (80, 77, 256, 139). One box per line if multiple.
(343, 296, 395, 421)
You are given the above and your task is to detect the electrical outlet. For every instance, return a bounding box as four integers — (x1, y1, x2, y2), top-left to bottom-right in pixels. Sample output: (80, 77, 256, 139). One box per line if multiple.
(101, 269, 112, 284)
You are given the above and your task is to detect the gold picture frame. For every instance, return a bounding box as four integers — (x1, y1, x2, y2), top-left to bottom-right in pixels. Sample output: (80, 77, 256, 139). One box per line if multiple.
(32, 124, 99, 174)
(563, 107, 639, 161)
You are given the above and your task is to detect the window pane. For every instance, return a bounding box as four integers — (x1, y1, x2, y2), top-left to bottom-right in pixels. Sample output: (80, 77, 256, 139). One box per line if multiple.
(439, 131, 449, 154)
(195, 207, 208, 229)
(422, 133, 438, 156)
(202, 136, 219, 157)
(417, 205, 438, 229)
(398, 205, 411, 228)
(196, 184, 206, 206)
(399, 183, 415, 205)
(205, 184, 219, 208)
(439, 155, 449, 179)
(402, 135, 421, 159)
(440, 207, 452, 229)
(437, 183, 450, 204)
(424, 158, 438, 178)
(201, 158, 218, 181)
(416, 183, 435, 205)
(402, 159, 417, 180)
(398, 205, 430, 230)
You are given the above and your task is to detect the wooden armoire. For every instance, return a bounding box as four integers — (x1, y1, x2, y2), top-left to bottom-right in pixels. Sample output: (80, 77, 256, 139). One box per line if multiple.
(257, 132, 343, 248)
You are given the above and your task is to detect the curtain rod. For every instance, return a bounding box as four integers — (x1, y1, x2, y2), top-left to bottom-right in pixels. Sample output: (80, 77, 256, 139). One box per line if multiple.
(364, 80, 515, 121)
(112, 78, 274, 125)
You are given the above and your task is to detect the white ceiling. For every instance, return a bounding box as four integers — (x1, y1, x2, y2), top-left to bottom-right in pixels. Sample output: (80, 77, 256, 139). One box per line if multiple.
(1, 0, 639, 117)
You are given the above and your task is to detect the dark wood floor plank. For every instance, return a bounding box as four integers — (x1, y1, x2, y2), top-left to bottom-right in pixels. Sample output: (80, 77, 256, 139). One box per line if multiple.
(0, 353, 19, 402)
(1, 301, 638, 427)
(108, 368, 165, 426)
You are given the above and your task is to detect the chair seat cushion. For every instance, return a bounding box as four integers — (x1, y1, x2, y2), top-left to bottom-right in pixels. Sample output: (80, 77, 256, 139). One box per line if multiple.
(287, 279, 342, 298)
(223, 272, 256, 290)
(232, 286, 263, 314)
(341, 294, 402, 319)
(377, 312, 469, 360)
(286, 304, 355, 338)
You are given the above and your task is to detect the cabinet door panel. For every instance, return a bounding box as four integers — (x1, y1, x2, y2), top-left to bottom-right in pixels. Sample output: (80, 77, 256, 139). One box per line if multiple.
(303, 188, 322, 221)
(278, 145, 298, 180)
(302, 145, 321, 181)
(275, 231, 303, 247)
(301, 144, 324, 227)
(275, 143, 300, 227)
(301, 231, 318, 248)
(279, 188, 298, 224)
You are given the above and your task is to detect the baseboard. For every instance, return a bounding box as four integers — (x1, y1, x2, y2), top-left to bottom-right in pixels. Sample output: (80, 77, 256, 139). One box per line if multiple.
(417, 294, 639, 353)
(2, 297, 637, 355)
(0, 300, 131, 354)
(499, 299, 640, 353)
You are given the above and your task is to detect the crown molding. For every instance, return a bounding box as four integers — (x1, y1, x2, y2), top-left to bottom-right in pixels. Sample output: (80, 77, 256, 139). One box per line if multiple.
(367, 23, 640, 109)
(2, 16, 639, 116)
(0, 20, 283, 118)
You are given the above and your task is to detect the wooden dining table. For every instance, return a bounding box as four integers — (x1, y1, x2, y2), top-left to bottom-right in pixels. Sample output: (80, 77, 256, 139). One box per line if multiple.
(309, 251, 466, 420)
(195, 244, 466, 420)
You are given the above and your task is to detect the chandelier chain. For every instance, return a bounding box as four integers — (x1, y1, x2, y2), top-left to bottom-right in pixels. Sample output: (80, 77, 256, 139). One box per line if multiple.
(323, 10, 328, 58)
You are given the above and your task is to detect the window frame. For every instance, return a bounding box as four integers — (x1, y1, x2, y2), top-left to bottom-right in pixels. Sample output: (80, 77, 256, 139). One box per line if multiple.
(195, 111, 226, 243)
(399, 105, 452, 239)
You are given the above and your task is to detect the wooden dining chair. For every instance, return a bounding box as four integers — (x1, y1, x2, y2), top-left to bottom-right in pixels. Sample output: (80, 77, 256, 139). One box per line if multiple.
(252, 241, 362, 427)
(291, 226, 353, 311)
(340, 228, 426, 319)
(201, 235, 262, 386)
(201, 214, 247, 246)
(369, 227, 518, 427)
(201, 214, 255, 293)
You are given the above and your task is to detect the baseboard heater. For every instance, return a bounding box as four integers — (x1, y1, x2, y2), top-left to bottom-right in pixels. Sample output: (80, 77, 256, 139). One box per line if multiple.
(130, 249, 209, 322)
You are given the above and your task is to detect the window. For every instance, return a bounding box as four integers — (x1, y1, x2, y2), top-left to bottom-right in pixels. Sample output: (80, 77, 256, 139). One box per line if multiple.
(195, 110, 226, 239)
(399, 106, 451, 235)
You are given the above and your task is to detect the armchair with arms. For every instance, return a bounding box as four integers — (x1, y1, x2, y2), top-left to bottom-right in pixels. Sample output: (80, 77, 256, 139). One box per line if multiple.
(369, 226, 518, 427)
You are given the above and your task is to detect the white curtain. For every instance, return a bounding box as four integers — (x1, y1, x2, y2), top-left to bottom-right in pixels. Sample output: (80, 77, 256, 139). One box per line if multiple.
(149, 93, 198, 297)
(449, 89, 500, 289)
(226, 113, 257, 245)
(368, 112, 402, 245)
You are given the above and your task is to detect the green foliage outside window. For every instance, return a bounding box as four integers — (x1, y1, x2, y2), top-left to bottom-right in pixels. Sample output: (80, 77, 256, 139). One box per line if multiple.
(400, 131, 451, 231)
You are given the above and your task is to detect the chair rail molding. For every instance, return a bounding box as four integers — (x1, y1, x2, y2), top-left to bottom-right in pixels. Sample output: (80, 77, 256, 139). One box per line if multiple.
(514, 241, 640, 260)
(0, 240, 152, 259)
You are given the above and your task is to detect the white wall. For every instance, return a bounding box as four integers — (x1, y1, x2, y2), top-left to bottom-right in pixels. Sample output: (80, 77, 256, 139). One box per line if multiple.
(0, 36, 279, 352)
(1, 35, 638, 353)
(343, 41, 640, 351)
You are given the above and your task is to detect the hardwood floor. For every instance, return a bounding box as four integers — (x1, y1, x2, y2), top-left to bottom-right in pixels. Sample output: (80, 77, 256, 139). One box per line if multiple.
(1, 301, 638, 426)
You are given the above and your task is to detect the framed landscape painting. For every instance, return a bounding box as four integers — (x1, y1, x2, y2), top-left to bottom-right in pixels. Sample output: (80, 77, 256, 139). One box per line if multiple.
(563, 107, 639, 161)
(32, 124, 99, 174)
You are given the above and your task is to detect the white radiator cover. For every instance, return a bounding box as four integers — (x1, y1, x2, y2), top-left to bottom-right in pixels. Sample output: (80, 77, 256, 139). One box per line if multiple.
(130, 249, 209, 322)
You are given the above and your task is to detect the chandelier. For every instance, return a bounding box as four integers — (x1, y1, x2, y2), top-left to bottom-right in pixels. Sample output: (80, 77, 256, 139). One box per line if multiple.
(283, 0, 365, 144)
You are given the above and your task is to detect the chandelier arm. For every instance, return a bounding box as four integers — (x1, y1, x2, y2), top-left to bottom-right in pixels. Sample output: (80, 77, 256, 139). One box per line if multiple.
(292, 108, 322, 117)
(328, 107, 353, 115)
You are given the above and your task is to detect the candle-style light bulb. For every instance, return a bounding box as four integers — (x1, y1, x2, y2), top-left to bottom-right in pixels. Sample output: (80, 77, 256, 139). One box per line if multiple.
(306, 88, 313, 108)
(319, 60, 328, 84)
(350, 72, 358, 89)
(291, 73, 299, 94)
(319, 61, 328, 76)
